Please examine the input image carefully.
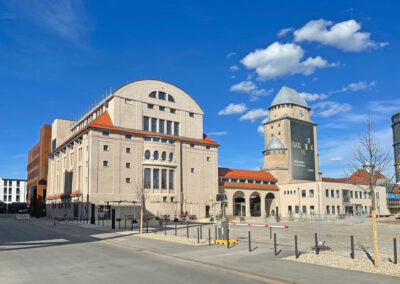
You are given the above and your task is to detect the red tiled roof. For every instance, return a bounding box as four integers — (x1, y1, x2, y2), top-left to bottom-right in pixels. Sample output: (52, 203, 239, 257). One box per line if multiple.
(52, 111, 219, 154)
(322, 169, 387, 185)
(218, 167, 277, 182)
(219, 182, 279, 191)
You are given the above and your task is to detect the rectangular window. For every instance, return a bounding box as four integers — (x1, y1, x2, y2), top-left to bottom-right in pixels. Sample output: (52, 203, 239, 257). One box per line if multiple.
(125, 134, 132, 139)
(337, 206, 340, 214)
(295, 205, 299, 214)
(350, 191, 354, 198)
(126, 163, 131, 168)
(126, 148, 131, 154)
(144, 137, 151, 141)
(169, 170, 174, 190)
(169, 140, 175, 144)
(102, 131, 109, 136)
(159, 106, 165, 111)
(170, 108, 176, 114)
(190, 144, 195, 148)
(288, 205, 292, 213)
(158, 92, 166, 100)
(309, 189, 314, 198)
(167, 121, 172, 134)
(174, 122, 179, 136)
(326, 206, 330, 214)
(355, 191, 358, 198)
(301, 190, 306, 198)
(206, 146, 210, 150)
(161, 169, 167, 189)
(332, 206, 335, 214)
(143, 116, 149, 131)
(310, 205, 315, 214)
(331, 190, 334, 198)
(144, 168, 151, 189)
(153, 169, 159, 189)
(147, 104, 154, 109)
(189, 112, 194, 117)
(103, 145, 109, 151)
(302, 205, 307, 214)
(103, 161, 108, 167)
(159, 119, 165, 134)
(325, 189, 329, 197)
(161, 138, 167, 143)
(151, 118, 157, 132)
(336, 190, 340, 198)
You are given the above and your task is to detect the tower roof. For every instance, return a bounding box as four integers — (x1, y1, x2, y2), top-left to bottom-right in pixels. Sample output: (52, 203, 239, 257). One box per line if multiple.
(270, 86, 309, 109)
(266, 136, 287, 150)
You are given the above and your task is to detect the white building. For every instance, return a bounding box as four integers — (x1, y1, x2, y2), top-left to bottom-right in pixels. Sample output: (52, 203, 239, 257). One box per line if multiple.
(0, 178, 27, 204)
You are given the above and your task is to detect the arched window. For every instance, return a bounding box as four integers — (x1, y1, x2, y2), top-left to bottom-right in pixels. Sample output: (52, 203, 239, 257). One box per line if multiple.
(168, 94, 175, 102)
(149, 91, 156, 98)
(154, 151, 159, 160)
(161, 151, 166, 161)
(169, 152, 173, 162)
(144, 150, 151, 160)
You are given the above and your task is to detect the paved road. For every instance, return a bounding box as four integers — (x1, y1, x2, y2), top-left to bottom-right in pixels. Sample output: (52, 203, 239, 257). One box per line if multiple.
(0, 216, 276, 284)
(1, 216, 399, 284)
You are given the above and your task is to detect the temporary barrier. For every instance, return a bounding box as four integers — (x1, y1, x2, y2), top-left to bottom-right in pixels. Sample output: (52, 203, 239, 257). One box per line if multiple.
(231, 222, 288, 229)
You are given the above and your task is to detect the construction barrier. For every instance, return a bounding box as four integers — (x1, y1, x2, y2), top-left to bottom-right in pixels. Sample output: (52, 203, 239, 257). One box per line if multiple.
(231, 222, 288, 229)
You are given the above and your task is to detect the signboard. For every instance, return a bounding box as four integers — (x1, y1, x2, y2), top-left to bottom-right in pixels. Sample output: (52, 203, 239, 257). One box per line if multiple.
(387, 193, 400, 199)
(290, 121, 316, 181)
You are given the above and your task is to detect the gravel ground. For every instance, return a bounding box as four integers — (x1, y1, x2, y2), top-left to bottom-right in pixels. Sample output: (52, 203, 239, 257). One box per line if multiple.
(135, 231, 209, 245)
(284, 250, 400, 278)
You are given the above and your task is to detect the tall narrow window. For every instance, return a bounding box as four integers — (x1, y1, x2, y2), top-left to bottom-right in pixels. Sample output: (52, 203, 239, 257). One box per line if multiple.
(151, 118, 157, 132)
(169, 170, 174, 190)
(161, 151, 166, 161)
(143, 116, 149, 131)
(144, 168, 151, 189)
(174, 122, 179, 136)
(159, 119, 165, 134)
(154, 151, 159, 160)
(161, 169, 167, 189)
(153, 169, 159, 189)
(169, 152, 173, 162)
(167, 121, 172, 135)
(158, 91, 166, 100)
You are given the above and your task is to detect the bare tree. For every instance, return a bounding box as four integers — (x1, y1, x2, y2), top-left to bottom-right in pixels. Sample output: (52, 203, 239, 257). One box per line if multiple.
(347, 114, 393, 267)
(133, 181, 151, 234)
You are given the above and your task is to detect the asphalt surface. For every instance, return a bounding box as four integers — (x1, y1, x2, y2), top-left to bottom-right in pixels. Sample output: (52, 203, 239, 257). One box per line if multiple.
(0, 216, 399, 284)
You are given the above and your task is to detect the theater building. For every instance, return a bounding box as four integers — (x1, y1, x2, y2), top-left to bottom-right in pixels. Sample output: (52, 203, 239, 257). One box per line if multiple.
(27, 124, 52, 217)
(262, 86, 389, 218)
(46, 80, 219, 220)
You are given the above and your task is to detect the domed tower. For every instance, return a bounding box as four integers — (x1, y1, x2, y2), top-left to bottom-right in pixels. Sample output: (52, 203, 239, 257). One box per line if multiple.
(263, 86, 319, 184)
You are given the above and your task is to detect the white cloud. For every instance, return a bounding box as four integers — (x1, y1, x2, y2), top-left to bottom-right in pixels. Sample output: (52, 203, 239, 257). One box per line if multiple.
(241, 42, 332, 81)
(330, 80, 376, 94)
(312, 101, 352, 117)
(329, 157, 344, 161)
(226, 52, 237, 58)
(257, 125, 264, 135)
(218, 103, 248, 115)
(240, 108, 268, 122)
(230, 65, 239, 72)
(368, 98, 400, 115)
(294, 19, 387, 52)
(277, 27, 293, 37)
(299, 92, 328, 102)
(208, 131, 228, 136)
(230, 80, 273, 101)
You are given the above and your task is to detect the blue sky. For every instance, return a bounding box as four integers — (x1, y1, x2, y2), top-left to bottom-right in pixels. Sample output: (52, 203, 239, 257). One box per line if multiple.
(0, 0, 399, 179)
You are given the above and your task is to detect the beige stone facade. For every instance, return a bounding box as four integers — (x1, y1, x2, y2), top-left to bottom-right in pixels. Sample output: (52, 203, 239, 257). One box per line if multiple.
(46, 80, 219, 221)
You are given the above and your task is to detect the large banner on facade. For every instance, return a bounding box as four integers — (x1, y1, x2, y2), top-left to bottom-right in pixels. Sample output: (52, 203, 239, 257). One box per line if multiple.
(290, 121, 315, 181)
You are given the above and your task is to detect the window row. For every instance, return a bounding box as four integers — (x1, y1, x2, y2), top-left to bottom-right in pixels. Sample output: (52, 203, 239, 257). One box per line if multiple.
(143, 116, 179, 136)
(218, 177, 275, 185)
(144, 168, 174, 190)
(265, 150, 286, 156)
(144, 150, 174, 162)
(149, 91, 175, 102)
(144, 137, 175, 144)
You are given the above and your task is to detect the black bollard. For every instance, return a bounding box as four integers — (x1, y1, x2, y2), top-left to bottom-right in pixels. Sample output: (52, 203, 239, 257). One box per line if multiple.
(270, 227, 272, 240)
(187, 223, 189, 238)
(394, 238, 397, 265)
(146, 221, 148, 233)
(215, 225, 217, 241)
(227, 229, 230, 249)
(175, 224, 177, 236)
(118, 220, 121, 229)
(274, 233, 277, 256)
(248, 231, 251, 252)
(350, 235, 354, 259)
(200, 225, 202, 240)
(208, 228, 211, 246)
(164, 224, 167, 236)
(315, 233, 319, 255)
(197, 227, 200, 243)
(295, 235, 299, 259)
(125, 219, 127, 229)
